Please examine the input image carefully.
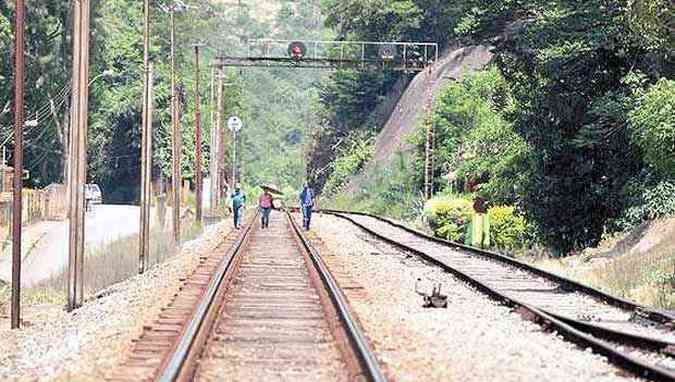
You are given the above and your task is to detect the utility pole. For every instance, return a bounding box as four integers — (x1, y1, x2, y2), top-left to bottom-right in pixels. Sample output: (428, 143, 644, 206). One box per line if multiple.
(11, 0, 25, 329)
(67, 0, 91, 311)
(170, 6, 181, 244)
(139, 0, 153, 274)
(208, 65, 216, 214)
(212, 62, 224, 214)
(192, 44, 204, 224)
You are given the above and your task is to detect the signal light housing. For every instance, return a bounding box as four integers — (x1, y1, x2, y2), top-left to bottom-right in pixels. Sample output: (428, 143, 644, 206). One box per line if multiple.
(287, 41, 307, 60)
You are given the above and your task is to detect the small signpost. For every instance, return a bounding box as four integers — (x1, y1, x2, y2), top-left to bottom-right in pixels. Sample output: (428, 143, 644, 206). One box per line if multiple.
(228, 116, 243, 187)
(228, 116, 242, 133)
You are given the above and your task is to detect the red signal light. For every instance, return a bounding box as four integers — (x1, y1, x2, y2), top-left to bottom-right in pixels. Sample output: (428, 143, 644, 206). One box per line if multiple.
(287, 41, 307, 61)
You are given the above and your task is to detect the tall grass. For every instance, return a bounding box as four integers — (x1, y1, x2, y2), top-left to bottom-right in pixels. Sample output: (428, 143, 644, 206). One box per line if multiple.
(0, 221, 204, 312)
(538, 240, 675, 309)
(40, 222, 202, 298)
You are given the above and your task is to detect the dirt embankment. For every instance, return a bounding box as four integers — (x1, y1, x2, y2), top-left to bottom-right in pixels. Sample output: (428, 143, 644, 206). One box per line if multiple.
(536, 217, 675, 310)
(371, 45, 495, 168)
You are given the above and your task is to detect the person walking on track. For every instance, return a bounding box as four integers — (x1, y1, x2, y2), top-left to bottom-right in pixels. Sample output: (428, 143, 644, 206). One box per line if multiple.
(231, 184, 246, 229)
(299, 182, 315, 231)
(258, 187, 275, 229)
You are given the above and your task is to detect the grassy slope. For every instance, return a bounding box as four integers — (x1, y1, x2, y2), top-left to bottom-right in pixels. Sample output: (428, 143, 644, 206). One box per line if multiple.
(535, 219, 675, 310)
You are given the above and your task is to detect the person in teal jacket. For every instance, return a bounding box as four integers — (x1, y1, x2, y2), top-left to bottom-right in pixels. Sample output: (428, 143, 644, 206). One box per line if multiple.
(299, 182, 315, 231)
(231, 184, 246, 229)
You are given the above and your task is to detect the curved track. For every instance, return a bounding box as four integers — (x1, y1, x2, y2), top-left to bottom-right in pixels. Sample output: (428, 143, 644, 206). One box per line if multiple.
(323, 210, 675, 382)
(111, 212, 385, 382)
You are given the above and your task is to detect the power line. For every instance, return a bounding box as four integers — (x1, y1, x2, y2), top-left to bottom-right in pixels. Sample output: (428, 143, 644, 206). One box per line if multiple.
(0, 84, 71, 147)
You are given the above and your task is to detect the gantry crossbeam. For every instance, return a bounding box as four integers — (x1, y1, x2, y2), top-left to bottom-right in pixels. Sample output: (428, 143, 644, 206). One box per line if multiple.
(215, 39, 439, 71)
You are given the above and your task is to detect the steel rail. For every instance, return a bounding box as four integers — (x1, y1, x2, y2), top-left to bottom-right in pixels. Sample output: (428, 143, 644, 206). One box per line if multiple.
(286, 211, 388, 382)
(546, 311, 675, 354)
(324, 210, 675, 382)
(157, 214, 257, 382)
(322, 209, 675, 325)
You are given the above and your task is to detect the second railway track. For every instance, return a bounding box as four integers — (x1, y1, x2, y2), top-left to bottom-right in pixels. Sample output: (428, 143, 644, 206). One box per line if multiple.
(323, 210, 675, 382)
(111, 212, 384, 382)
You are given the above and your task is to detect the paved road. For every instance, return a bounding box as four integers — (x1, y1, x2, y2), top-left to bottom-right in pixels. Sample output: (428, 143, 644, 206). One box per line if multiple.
(0, 205, 147, 287)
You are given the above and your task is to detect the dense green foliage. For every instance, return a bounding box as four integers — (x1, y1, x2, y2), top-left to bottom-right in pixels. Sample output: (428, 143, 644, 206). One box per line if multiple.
(492, 0, 673, 253)
(423, 195, 473, 242)
(488, 205, 528, 250)
(1, 1, 326, 203)
(310, 69, 399, 189)
(1, 2, 73, 187)
(327, 151, 422, 220)
(318, 0, 673, 255)
(629, 79, 675, 177)
(411, 67, 529, 204)
(322, 132, 374, 196)
(239, 2, 327, 190)
(3, 1, 673, 255)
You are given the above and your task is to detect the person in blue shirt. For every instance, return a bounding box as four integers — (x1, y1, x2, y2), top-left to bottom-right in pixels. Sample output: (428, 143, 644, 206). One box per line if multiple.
(299, 182, 315, 231)
(231, 184, 246, 229)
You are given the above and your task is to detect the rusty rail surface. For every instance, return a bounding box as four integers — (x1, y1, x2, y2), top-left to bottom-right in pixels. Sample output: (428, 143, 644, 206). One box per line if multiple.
(156, 215, 258, 382)
(323, 210, 675, 382)
(111, 211, 385, 381)
(286, 212, 386, 381)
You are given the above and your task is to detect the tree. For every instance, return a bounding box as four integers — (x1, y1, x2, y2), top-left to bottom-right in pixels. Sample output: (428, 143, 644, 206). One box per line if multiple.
(495, 0, 672, 253)
(629, 79, 675, 177)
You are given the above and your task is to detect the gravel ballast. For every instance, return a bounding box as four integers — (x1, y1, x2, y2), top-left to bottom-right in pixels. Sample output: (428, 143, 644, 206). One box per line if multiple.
(307, 213, 643, 382)
(0, 221, 232, 381)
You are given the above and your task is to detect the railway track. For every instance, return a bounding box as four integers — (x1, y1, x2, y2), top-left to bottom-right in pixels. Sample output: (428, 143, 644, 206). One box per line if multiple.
(110, 212, 384, 382)
(323, 210, 675, 382)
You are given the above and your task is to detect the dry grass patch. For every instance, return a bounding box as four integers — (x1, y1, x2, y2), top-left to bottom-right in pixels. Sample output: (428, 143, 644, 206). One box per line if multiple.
(35, 222, 203, 300)
(536, 240, 675, 310)
(0, 221, 203, 313)
(0, 279, 65, 319)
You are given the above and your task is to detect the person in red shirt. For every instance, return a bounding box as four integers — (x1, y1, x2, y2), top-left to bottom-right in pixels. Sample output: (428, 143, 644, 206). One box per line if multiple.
(258, 188, 275, 228)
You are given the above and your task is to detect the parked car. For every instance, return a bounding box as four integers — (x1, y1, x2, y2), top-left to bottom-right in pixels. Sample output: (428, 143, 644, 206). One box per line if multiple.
(85, 184, 103, 205)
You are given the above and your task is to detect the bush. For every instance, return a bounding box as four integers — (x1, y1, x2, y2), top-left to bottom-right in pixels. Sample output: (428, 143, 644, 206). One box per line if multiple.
(488, 205, 528, 250)
(325, 151, 425, 221)
(629, 78, 675, 176)
(615, 178, 675, 230)
(424, 196, 473, 241)
(323, 134, 374, 196)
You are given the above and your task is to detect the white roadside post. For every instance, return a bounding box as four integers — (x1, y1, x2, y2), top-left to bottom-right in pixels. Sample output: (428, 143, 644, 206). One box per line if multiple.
(227, 116, 243, 188)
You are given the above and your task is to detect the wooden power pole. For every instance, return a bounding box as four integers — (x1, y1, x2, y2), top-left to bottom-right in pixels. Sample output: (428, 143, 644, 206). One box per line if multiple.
(208, 65, 216, 215)
(170, 8, 181, 243)
(192, 44, 204, 224)
(212, 62, 224, 214)
(139, 0, 153, 273)
(67, 0, 91, 311)
(11, 0, 25, 329)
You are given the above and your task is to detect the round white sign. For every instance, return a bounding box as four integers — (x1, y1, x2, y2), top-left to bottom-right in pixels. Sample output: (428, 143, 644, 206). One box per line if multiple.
(228, 116, 243, 133)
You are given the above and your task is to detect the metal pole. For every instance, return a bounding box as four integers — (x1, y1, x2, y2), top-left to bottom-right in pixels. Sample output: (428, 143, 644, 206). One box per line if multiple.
(11, 0, 25, 329)
(193, 44, 203, 224)
(170, 9, 181, 243)
(231, 131, 236, 188)
(139, 0, 152, 273)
